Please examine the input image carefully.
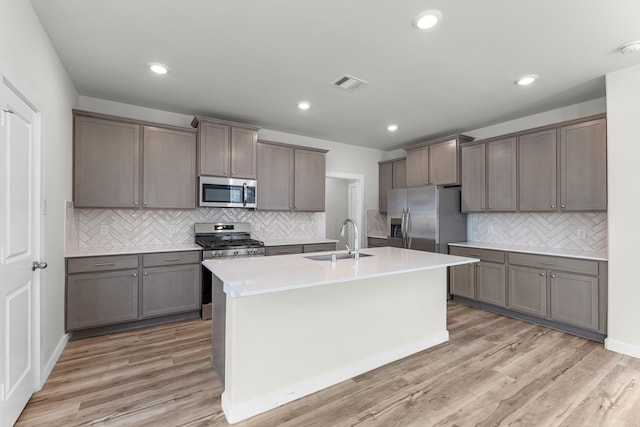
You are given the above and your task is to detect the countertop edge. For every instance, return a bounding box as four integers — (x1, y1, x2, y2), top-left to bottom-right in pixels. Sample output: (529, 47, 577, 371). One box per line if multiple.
(65, 244, 203, 258)
(448, 242, 608, 261)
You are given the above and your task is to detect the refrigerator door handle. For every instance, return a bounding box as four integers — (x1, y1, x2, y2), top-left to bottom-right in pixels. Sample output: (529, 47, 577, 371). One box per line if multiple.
(401, 208, 407, 248)
(406, 208, 412, 249)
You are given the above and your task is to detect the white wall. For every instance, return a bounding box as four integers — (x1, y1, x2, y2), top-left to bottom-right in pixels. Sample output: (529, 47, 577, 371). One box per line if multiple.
(604, 64, 640, 358)
(0, 0, 78, 382)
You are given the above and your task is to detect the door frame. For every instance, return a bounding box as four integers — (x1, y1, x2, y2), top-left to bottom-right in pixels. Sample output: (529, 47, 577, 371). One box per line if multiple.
(0, 72, 44, 404)
(325, 172, 364, 250)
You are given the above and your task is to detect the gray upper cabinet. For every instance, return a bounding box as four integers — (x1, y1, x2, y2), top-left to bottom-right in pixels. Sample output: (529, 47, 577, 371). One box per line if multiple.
(486, 137, 517, 212)
(143, 127, 196, 209)
(257, 142, 294, 210)
(257, 141, 328, 212)
(461, 143, 486, 212)
(559, 118, 607, 211)
(429, 139, 458, 186)
(74, 114, 140, 208)
(192, 116, 259, 179)
(378, 158, 406, 212)
(294, 148, 326, 211)
(518, 129, 557, 212)
(405, 134, 473, 188)
(73, 111, 197, 209)
(405, 146, 428, 187)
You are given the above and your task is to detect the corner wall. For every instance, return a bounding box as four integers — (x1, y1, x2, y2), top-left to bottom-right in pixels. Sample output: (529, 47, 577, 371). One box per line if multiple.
(0, 0, 78, 382)
(605, 64, 640, 358)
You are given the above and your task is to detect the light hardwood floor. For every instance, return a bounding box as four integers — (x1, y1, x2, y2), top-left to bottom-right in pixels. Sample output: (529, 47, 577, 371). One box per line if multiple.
(16, 302, 640, 426)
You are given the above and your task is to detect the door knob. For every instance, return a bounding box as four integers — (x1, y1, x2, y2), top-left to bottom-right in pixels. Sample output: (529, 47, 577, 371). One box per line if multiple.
(32, 261, 48, 271)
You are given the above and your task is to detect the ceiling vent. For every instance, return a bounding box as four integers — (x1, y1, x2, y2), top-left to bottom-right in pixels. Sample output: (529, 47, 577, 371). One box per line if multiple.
(332, 74, 368, 92)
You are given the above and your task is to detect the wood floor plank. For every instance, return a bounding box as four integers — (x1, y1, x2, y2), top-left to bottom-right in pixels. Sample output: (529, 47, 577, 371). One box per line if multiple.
(16, 302, 640, 427)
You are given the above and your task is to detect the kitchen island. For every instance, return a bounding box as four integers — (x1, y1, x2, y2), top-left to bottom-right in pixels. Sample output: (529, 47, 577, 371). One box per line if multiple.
(203, 246, 477, 423)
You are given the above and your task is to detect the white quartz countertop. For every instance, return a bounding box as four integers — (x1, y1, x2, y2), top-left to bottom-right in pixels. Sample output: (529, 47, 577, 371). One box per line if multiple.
(448, 241, 608, 261)
(203, 246, 478, 298)
(262, 238, 339, 247)
(65, 243, 202, 258)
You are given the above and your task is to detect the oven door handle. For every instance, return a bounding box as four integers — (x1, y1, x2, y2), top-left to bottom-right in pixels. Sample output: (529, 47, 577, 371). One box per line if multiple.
(243, 182, 248, 207)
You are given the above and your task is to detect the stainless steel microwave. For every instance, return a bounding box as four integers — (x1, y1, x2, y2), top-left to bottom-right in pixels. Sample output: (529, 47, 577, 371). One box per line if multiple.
(199, 176, 257, 208)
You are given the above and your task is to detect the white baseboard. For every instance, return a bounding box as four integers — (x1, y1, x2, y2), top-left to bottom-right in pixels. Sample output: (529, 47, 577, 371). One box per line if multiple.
(221, 330, 449, 424)
(605, 337, 640, 360)
(39, 332, 69, 390)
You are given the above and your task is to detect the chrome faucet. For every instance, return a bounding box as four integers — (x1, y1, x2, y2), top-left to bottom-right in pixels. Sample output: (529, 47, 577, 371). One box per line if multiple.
(340, 218, 359, 260)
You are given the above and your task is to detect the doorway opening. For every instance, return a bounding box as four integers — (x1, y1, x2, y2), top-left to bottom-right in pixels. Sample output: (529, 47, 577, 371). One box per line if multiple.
(324, 172, 364, 251)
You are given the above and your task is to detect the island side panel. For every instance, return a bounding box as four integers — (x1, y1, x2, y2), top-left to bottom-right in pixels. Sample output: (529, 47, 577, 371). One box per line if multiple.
(212, 274, 226, 386)
(222, 268, 448, 423)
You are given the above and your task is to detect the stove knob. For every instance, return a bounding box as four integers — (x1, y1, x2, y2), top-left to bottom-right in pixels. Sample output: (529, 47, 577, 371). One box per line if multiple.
(216, 251, 223, 257)
(234, 250, 239, 256)
(249, 249, 254, 255)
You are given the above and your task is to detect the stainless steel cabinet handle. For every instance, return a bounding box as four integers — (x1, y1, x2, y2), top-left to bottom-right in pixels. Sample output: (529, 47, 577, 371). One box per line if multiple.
(540, 272, 545, 276)
(143, 202, 148, 206)
(133, 273, 137, 277)
(93, 262, 116, 267)
(551, 274, 556, 278)
(539, 262, 557, 266)
(144, 272, 148, 276)
(551, 204, 555, 209)
(561, 204, 566, 208)
(134, 201, 138, 206)
(164, 257, 181, 261)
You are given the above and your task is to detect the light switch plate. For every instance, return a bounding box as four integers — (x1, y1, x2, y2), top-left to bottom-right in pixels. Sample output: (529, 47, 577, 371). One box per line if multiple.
(100, 225, 109, 235)
(577, 228, 586, 239)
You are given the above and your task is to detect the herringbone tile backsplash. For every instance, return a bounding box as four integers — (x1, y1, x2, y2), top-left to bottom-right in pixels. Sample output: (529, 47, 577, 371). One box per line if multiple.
(67, 205, 324, 248)
(468, 212, 608, 251)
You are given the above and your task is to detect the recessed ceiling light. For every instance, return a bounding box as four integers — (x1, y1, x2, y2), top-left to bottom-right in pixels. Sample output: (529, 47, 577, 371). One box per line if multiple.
(387, 124, 398, 132)
(298, 101, 311, 110)
(149, 63, 169, 75)
(516, 74, 538, 86)
(619, 41, 640, 54)
(414, 10, 442, 30)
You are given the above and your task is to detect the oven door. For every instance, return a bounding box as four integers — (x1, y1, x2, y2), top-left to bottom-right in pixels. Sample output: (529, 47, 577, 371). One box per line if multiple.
(199, 176, 257, 208)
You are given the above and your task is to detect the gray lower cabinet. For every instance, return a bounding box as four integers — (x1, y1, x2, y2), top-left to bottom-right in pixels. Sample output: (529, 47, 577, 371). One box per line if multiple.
(450, 263, 476, 299)
(66, 268, 139, 330)
(303, 243, 337, 253)
(367, 237, 388, 248)
(66, 251, 201, 332)
(265, 243, 336, 256)
(550, 272, 599, 330)
(476, 262, 506, 307)
(508, 265, 548, 317)
(142, 264, 200, 318)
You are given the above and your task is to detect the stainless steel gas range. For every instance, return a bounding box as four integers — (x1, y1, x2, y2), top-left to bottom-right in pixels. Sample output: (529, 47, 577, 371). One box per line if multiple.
(195, 222, 265, 319)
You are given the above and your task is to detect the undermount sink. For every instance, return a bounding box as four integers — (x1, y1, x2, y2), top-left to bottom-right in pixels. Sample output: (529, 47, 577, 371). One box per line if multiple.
(304, 252, 373, 261)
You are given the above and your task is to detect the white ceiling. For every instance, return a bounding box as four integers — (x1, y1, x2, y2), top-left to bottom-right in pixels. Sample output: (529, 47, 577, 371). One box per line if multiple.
(30, 0, 640, 151)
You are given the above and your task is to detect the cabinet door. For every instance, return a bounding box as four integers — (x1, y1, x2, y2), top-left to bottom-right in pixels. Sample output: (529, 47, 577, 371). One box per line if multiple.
(303, 243, 337, 253)
(143, 127, 196, 209)
(264, 245, 304, 256)
(66, 269, 139, 330)
(559, 118, 607, 211)
(450, 263, 475, 299)
(378, 162, 393, 212)
(487, 137, 517, 212)
(199, 121, 230, 176)
(518, 129, 557, 212)
(392, 159, 407, 189)
(74, 115, 140, 208)
(142, 264, 200, 318)
(508, 265, 548, 317)
(258, 143, 294, 210)
(476, 262, 506, 307)
(461, 144, 486, 212)
(231, 127, 257, 179)
(429, 139, 459, 185)
(405, 147, 428, 187)
(550, 271, 599, 331)
(294, 149, 326, 211)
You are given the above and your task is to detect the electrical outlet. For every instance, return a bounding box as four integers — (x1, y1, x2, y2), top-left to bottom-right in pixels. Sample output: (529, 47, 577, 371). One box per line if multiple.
(169, 225, 176, 234)
(100, 225, 109, 235)
(577, 228, 586, 240)
(488, 226, 494, 233)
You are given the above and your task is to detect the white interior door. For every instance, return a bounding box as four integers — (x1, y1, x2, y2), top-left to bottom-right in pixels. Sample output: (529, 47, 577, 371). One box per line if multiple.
(0, 78, 42, 427)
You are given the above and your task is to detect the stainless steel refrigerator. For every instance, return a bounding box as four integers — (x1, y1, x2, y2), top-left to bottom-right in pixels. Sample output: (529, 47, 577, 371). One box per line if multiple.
(387, 186, 466, 253)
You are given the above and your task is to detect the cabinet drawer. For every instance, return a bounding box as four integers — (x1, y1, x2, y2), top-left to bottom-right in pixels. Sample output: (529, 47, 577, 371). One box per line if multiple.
(508, 252, 598, 276)
(265, 245, 303, 256)
(303, 243, 336, 253)
(143, 251, 201, 267)
(449, 246, 505, 263)
(368, 237, 388, 248)
(67, 255, 139, 274)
